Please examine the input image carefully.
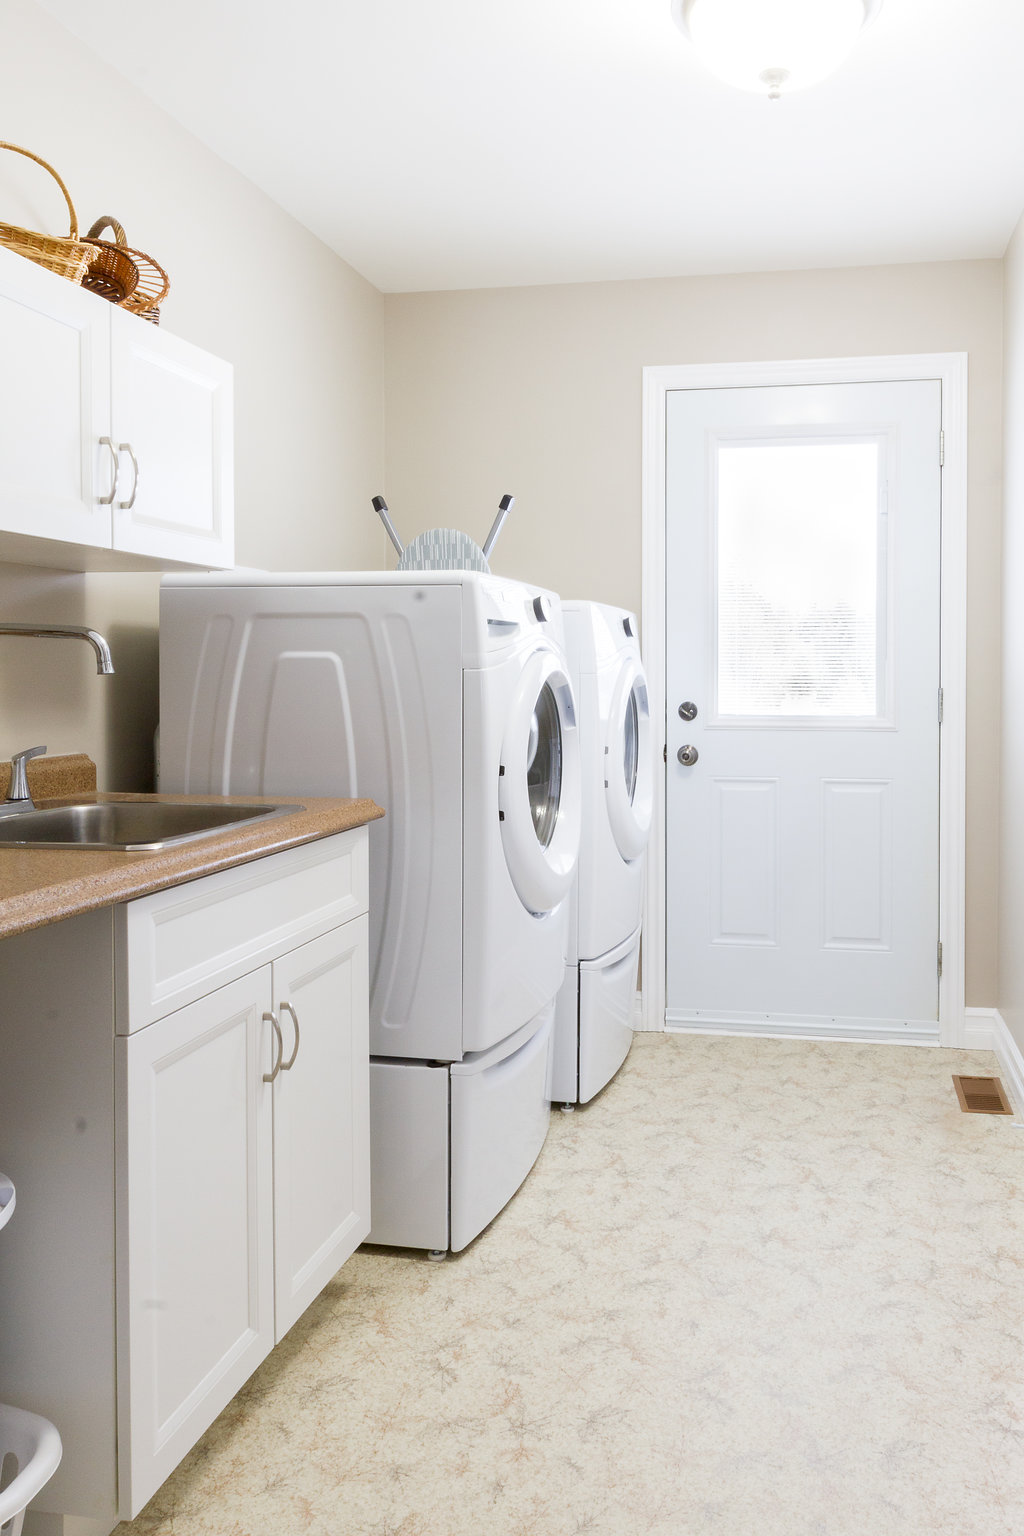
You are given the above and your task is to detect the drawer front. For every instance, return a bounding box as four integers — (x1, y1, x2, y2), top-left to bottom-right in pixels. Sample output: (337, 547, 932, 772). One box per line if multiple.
(116, 828, 368, 1032)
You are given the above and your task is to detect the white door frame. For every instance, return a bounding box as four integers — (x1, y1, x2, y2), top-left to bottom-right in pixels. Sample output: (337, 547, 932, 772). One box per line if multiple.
(641, 353, 968, 1047)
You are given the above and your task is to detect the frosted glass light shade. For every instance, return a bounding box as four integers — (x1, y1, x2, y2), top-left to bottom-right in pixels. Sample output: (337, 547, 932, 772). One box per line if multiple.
(672, 0, 881, 98)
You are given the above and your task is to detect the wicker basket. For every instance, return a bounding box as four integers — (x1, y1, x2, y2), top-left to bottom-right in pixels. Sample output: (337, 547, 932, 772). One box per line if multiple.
(86, 217, 169, 324)
(0, 142, 99, 284)
(82, 217, 138, 304)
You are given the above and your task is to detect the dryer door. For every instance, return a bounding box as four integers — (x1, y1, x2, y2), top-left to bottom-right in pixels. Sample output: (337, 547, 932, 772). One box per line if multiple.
(499, 647, 581, 915)
(605, 656, 653, 862)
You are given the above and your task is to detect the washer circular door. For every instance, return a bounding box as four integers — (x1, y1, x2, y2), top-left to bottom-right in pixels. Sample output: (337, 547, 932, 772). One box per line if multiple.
(499, 647, 581, 915)
(605, 656, 653, 862)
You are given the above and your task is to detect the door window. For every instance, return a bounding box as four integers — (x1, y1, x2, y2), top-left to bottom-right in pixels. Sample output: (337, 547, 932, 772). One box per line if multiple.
(715, 438, 885, 719)
(527, 681, 563, 848)
(623, 686, 639, 803)
(605, 663, 652, 863)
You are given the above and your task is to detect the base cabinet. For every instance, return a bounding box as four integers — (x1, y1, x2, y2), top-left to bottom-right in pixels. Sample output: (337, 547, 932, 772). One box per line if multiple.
(0, 829, 370, 1534)
(118, 918, 370, 1515)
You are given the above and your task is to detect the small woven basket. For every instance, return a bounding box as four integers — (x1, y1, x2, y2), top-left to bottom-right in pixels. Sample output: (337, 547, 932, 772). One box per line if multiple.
(82, 217, 138, 304)
(0, 141, 99, 284)
(85, 216, 169, 324)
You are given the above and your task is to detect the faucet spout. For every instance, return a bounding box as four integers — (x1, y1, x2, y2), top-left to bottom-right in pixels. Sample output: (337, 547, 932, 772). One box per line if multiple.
(0, 623, 115, 674)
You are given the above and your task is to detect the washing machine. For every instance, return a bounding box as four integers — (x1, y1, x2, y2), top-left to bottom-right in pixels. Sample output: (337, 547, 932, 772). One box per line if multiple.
(158, 569, 581, 1253)
(550, 601, 652, 1106)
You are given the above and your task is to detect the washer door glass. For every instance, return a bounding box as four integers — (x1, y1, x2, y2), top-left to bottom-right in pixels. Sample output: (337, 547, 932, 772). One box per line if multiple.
(622, 684, 639, 805)
(527, 681, 563, 849)
(499, 649, 581, 915)
(605, 660, 653, 862)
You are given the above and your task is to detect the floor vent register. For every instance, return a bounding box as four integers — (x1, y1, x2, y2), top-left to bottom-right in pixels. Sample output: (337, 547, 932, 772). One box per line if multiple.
(952, 1075, 1014, 1115)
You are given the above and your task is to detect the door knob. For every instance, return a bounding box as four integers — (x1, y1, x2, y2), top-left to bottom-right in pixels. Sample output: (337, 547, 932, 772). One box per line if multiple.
(678, 701, 698, 721)
(677, 745, 699, 766)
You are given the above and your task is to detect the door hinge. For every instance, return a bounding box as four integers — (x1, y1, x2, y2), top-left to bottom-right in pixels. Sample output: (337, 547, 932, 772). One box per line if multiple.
(938, 686, 944, 724)
(939, 429, 945, 467)
(937, 940, 943, 979)
(663, 742, 667, 764)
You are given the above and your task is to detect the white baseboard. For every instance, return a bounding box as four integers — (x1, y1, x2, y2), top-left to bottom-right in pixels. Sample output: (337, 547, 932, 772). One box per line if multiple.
(665, 1009, 939, 1047)
(24, 1515, 116, 1536)
(632, 990, 658, 1031)
(964, 1007, 1024, 1123)
(963, 1006, 999, 1051)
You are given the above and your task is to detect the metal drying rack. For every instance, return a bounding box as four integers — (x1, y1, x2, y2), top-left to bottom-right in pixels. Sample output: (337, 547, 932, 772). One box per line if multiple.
(372, 493, 514, 573)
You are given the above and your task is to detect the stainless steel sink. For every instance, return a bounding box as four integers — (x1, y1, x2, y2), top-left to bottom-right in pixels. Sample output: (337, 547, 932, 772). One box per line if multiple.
(0, 800, 305, 851)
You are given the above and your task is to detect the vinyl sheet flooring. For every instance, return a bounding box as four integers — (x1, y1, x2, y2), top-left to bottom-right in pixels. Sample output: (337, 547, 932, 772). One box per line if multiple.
(114, 1033, 1024, 1536)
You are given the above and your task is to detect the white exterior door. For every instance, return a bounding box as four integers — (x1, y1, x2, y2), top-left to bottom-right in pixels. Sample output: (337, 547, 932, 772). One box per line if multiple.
(665, 379, 941, 1036)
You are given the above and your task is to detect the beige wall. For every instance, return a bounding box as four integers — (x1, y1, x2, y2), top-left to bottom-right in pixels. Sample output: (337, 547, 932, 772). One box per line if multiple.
(0, 0, 1007, 1008)
(0, 0, 385, 788)
(999, 215, 1024, 1049)
(384, 260, 1004, 1005)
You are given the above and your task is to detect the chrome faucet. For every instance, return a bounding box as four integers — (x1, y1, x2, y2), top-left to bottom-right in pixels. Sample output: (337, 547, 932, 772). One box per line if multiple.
(0, 623, 115, 675)
(1, 744, 47, 816)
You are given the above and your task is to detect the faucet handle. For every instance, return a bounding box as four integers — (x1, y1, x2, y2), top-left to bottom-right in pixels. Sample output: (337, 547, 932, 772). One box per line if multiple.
(8, 744, 47, 804)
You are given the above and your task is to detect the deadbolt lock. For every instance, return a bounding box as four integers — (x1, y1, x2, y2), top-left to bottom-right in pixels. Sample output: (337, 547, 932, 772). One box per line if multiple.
(677, 744, 699, 767)
(678, 701, 698, 721)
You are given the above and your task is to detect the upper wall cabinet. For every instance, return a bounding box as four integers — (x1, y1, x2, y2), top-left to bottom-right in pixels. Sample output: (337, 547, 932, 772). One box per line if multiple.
(0, 244, 234, 572)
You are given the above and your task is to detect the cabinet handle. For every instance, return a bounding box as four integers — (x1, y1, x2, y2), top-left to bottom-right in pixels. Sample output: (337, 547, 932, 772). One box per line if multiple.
(98, 437, 119, 506)
(279, 1001, 300, 1071)
(117, 441, 140, 510)
(262, 1010, 284, 1083)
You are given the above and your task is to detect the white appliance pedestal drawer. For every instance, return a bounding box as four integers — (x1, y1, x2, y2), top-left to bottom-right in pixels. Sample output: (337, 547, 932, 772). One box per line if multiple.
(551, 926, 639, 1106)
(450, 1007, 552, 1253)
(578, 927, 639, 1106)
(368, 1007, 553, 1255)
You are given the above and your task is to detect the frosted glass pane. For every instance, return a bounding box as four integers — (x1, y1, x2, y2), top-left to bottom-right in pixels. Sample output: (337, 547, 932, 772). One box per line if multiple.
(716, 441, 881, 717)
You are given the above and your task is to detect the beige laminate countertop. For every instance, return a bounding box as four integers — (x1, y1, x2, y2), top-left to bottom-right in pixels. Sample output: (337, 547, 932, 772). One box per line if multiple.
(0, 789, 384, 943)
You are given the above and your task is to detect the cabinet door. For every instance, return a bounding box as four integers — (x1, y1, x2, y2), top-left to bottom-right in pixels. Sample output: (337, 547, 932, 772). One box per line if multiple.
(0, 245, 113, 549)
(110, 306, 233, 567)
(117, 968, 275, 1518)
(272, 916, 371, 1338)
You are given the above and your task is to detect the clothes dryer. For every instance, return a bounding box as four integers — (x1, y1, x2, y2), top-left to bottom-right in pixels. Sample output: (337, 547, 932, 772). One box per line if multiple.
(550, 601, 652, 1105)
(158, 571, 580, 1254)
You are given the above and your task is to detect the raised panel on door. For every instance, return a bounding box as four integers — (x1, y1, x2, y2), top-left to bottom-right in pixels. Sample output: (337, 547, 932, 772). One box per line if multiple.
(116, 967, 275, 1517)
(821, 779, 893, 950)
(0, 244, 112, 549)
(110, 306, 233, 566)
(271, 917, 370, 1339)
(711, 778, 779, 946)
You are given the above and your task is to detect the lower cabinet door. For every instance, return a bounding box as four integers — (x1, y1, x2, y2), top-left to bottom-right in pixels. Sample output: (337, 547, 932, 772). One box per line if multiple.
(117, 968, 276, 1518)
(271, 916, 370, 1338)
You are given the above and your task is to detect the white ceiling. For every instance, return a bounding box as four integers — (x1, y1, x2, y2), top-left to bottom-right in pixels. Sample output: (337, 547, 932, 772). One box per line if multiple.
(37, 0, 1024, 293)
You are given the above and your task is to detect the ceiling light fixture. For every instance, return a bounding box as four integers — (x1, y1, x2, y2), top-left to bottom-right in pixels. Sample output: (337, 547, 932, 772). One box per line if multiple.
(671, 0, 883, 100)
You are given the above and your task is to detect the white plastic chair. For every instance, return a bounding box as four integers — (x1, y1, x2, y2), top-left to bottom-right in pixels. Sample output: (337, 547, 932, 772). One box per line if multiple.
(0, 1405, 62, 1536)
